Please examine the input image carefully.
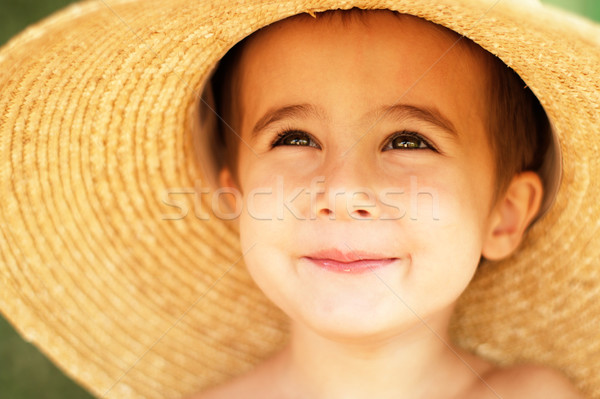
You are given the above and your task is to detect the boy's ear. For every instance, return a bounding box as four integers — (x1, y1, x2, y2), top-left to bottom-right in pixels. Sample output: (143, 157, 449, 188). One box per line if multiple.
(218, 167, 237, 189)
(218, 167, 240, 213)
(482, 171, 544, 261)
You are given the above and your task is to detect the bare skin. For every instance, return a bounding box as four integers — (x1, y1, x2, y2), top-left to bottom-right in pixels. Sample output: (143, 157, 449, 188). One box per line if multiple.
(190, 318, 581, 399)
(188, 10, 583, 399)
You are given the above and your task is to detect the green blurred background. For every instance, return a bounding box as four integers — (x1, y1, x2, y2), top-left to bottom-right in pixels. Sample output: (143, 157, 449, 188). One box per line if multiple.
(1, 0, 599, 398)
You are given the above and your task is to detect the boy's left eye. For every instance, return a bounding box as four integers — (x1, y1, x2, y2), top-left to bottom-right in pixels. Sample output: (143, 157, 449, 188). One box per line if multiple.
(270, 130, 321, 149)
(382, 131, 434, 151)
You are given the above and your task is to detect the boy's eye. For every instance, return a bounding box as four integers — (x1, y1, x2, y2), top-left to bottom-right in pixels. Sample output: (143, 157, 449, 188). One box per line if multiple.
(271, 130, 321, 149)
(382, 131, 434, 151)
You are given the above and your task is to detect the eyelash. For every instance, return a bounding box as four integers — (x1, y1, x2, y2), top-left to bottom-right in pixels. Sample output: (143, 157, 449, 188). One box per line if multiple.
(381, 131, 438, 152)
(270, 127, 321, 149)
(269, 127, 437, 152)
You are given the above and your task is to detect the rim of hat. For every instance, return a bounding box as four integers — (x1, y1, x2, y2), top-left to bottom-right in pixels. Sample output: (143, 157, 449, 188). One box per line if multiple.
(1, 0, 599, 398)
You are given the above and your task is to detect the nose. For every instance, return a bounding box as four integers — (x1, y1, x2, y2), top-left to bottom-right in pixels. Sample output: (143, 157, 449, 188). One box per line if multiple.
(315, 189, 379, 220)
(313, 155, 382, 221)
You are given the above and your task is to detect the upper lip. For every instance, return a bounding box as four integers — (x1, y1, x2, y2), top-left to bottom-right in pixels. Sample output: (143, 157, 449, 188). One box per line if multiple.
(304, 248, 395, 263)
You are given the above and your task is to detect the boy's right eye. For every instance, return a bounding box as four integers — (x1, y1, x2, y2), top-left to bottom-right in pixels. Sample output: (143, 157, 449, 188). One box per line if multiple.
(270, 129, 321, 149)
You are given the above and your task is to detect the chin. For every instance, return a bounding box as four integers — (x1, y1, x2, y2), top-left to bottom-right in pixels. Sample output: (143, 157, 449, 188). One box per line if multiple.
(292, 293, 459, 344)
(296, 299, 425, 341)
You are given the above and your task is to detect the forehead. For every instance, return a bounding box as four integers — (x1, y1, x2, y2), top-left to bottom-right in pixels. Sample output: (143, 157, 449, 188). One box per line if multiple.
(234, 10, 491, 145)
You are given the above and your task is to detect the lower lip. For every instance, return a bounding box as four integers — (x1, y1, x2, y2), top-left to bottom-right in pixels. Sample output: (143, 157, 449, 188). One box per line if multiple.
(303, 257, 397, 274)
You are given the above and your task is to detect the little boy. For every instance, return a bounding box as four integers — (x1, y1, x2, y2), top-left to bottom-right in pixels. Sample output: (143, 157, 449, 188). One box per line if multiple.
(192, 8, 582, 399)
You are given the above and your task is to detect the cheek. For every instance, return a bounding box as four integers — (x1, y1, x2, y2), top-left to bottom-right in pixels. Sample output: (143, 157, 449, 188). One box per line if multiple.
(236, 167, 302, 251)
(237, 208, 302, 318)
(401, 188, 486, 305)
(238, 161, 320, 220)
(403, 169, 491, 267)
(415, 160, 494, 229)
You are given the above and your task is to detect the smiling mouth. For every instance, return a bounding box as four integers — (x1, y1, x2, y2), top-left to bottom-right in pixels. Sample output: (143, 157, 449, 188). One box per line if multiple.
(302, 248, 397, 274)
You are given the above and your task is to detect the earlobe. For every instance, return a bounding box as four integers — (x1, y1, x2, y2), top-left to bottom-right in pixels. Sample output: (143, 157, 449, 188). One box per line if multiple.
(482, 172, 544, 261)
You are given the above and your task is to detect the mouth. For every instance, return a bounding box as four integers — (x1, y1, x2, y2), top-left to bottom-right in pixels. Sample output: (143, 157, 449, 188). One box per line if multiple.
(302, 248, 398, 274)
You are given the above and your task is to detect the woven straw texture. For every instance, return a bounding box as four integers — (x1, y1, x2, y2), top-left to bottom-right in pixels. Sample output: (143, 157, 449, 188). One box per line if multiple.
(0, 0, 599, 398)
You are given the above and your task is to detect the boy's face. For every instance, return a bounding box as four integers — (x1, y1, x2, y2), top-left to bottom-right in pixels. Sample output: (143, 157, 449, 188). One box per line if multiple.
(222, 11, 499, 338)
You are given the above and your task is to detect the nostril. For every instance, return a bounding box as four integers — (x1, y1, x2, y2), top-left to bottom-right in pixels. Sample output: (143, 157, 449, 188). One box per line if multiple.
(319, 208, 333, 217)
(354, 209, 370, 218)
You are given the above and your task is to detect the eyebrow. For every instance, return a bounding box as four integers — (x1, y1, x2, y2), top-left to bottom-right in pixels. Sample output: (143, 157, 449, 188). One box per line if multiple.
(251, 104, 328, 138)
(380, 104, 458, 138)
(251, 102, 458, 138)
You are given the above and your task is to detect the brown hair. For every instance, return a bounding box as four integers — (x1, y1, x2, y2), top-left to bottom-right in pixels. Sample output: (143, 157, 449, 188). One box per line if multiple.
(208, 8, 550, 199)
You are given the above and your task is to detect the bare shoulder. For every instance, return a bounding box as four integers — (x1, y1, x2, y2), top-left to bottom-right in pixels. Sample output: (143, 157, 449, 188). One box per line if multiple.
(183, 369, 272, 399)
(471, 364, 583, 399)
(183, 378, 247, 399)
(183, 351, 287, 399)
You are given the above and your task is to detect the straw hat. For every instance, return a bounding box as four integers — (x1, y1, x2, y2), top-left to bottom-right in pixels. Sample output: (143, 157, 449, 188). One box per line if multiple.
(0, 0, 599, 397)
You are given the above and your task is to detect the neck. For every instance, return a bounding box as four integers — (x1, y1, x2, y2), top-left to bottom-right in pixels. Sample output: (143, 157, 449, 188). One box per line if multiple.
(271, 307, 485, 399)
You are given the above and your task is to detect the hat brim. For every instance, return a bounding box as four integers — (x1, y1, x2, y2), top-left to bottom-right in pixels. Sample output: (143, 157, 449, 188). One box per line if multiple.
(0, 0, 599, 398)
